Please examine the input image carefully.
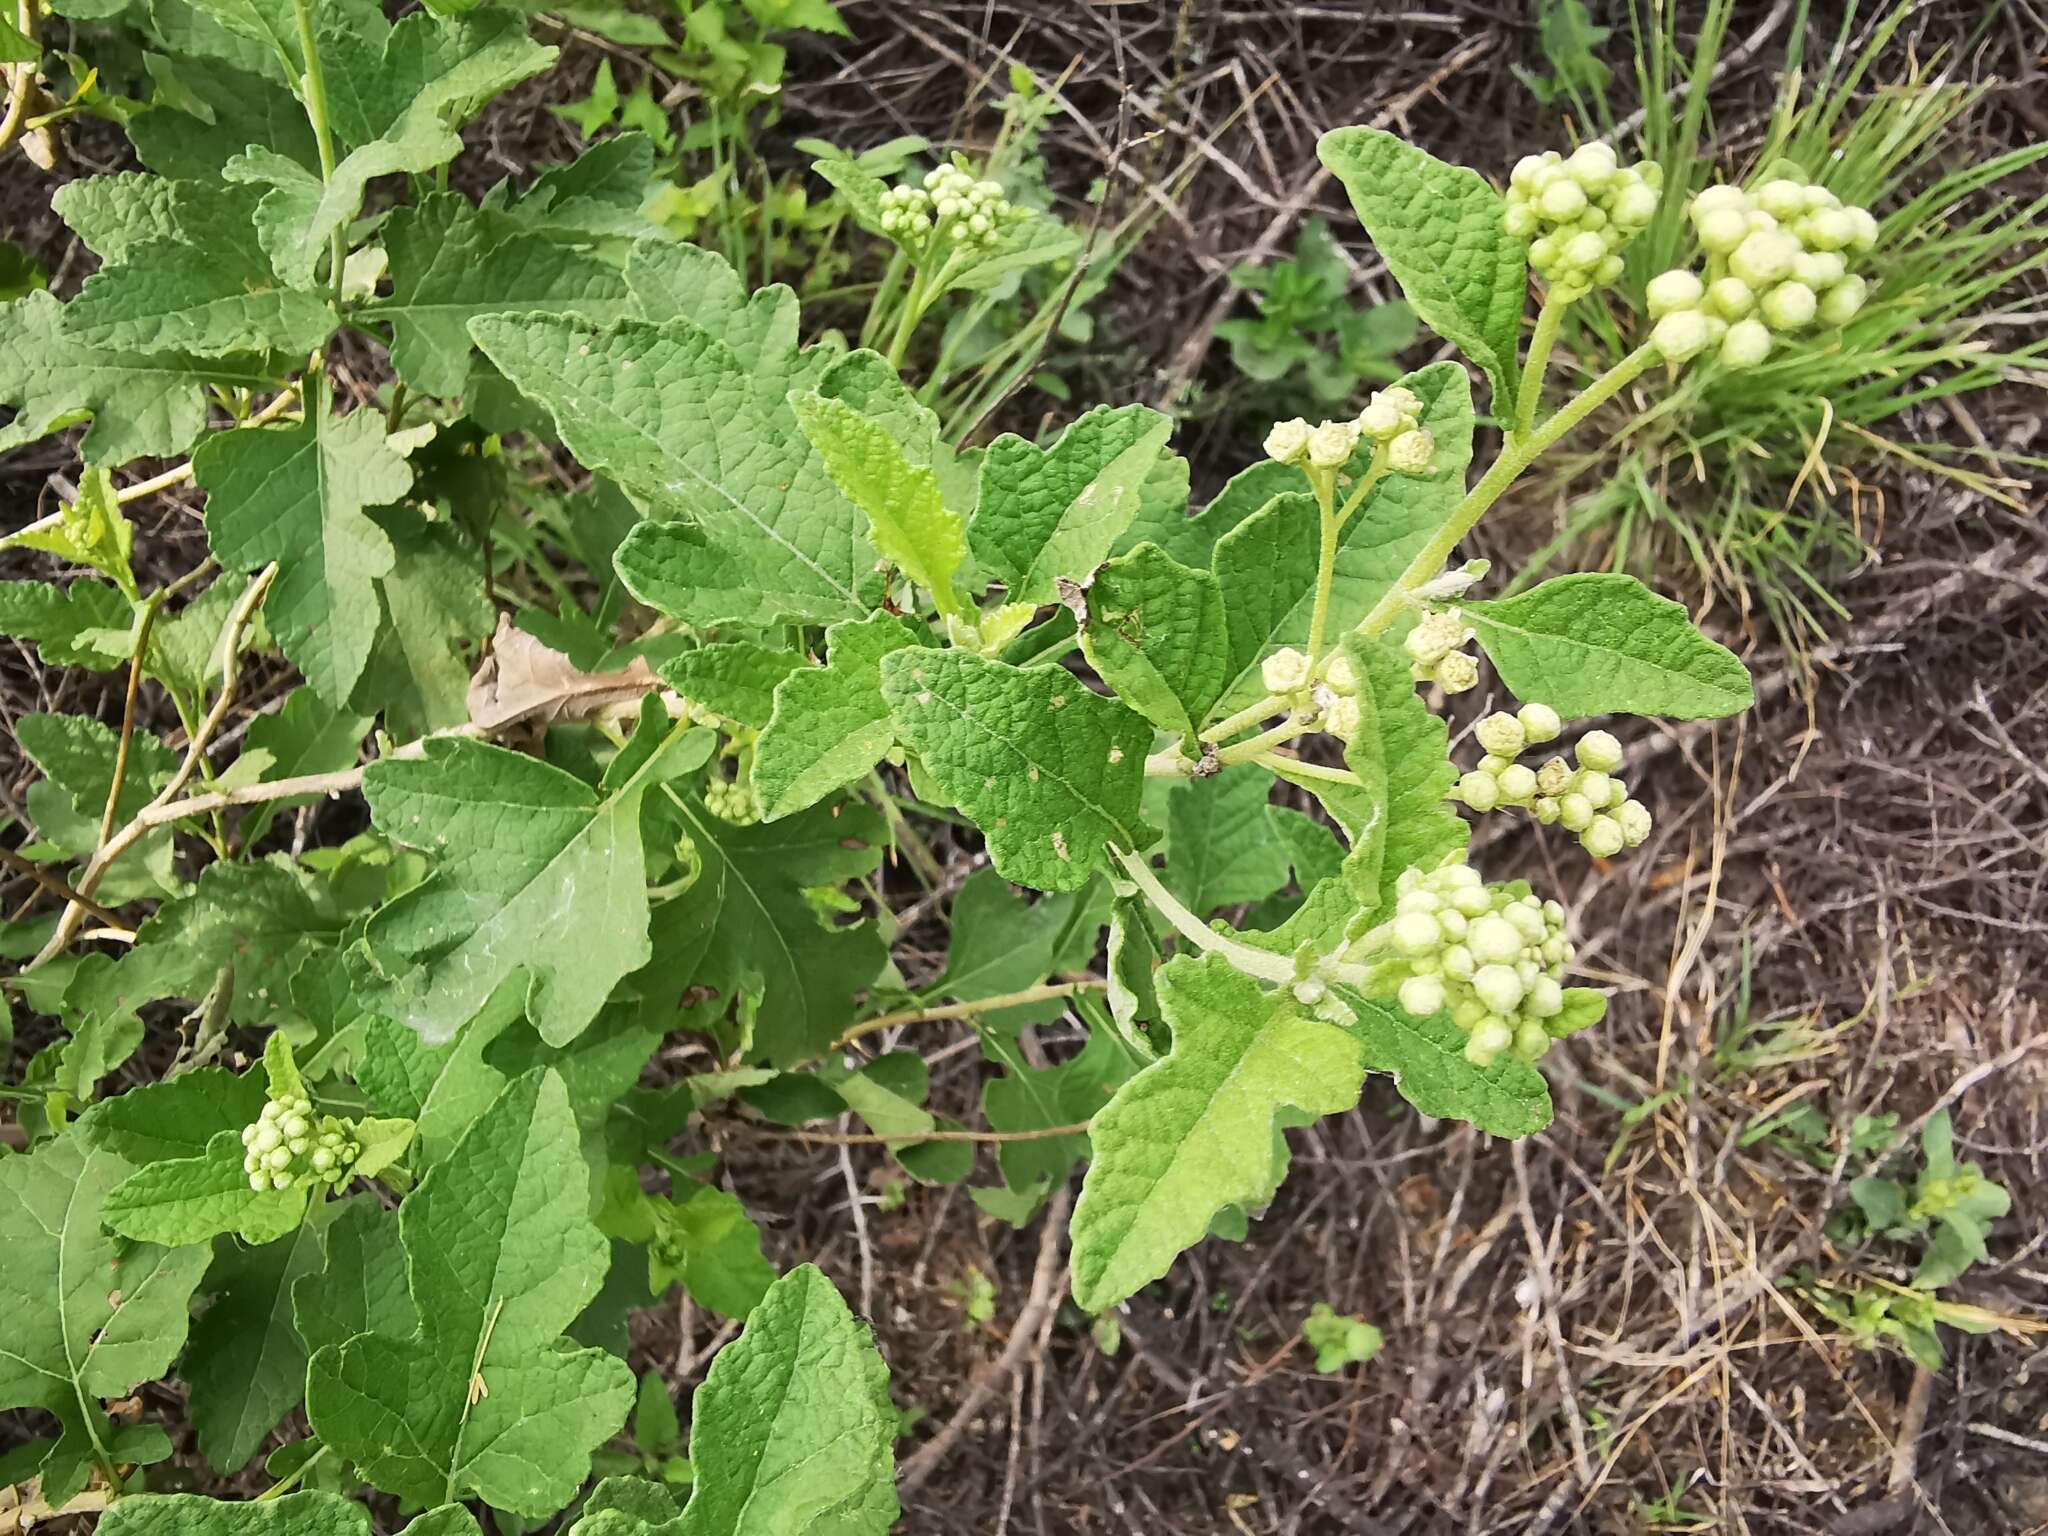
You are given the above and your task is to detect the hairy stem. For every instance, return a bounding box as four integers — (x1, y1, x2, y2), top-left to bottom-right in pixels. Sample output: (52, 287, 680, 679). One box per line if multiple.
(1304, 471, 1340, 665)
(1516, 291, 1569, 437)
(1111, 847, 1293, 984)
(290, 0, 346, 304)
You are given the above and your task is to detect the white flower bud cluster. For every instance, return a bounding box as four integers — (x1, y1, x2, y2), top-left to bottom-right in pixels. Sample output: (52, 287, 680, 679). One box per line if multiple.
(703, 772, 758, 826)
(1264, 388, 1434, 479)
(241, 1095, 359, 1193)
(1451, 718, 1652, 858)
(1403, 608, 1478, 694)
(1505, 144, 1663, 300)
(1350, 860, 1576, 1066)
(878, 165, 1018, 253)
(1647, 175, 1875, 367)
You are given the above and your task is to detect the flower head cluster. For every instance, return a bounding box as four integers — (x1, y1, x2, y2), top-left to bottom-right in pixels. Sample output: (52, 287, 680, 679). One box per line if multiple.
(1506, 144, 1663, 300)
(878, 164, 1019, 253)
(241, 1094, 359, 1193)
(1453, 720, 1651, 858)
(1648, 174, 1876, 367)
(1257, 647, 1364, 739)
(1264, 386, 1434, 478)
(702, 771, 758, 826)
(1403, 608, 1478, 694)
(1350, 860, 1576, 1066)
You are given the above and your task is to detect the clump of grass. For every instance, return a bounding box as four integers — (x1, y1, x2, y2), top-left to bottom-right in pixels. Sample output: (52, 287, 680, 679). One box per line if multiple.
(1517, 0, 2048, 657)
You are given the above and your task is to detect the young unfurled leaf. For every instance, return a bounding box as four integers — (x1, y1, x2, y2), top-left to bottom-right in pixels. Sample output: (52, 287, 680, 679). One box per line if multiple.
(1318, 127, 1526, 414)
(0, 1134, 211, 1492)
(305, 1070, 634, 1516)
(1070, 954, 1365, 1312)
(196, 385, 415, 706)
(0, 577, 133, 670)
(78, 1065, 265, 1165)
(671, 1265, 897, 1536)
(970, 403, 1173, 605)
(351, 721, 705, 1046)
(881, 649, 1154, 893)
(1339, 991, 1552, 1137)
(1079, 541, 1230, 740)
(790, 391, 968, 616)
(102, 1128, 309, 1247)
(752, 612, 924, 821)
(0, 290, 283, 466)
(1463, 573, 1754, 720)
(3, 467, 137, 597)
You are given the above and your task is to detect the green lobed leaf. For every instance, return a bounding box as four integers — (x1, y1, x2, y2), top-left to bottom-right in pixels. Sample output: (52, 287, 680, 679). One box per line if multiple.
(1338, 633, 1467, 914)
(306, 1070, 634, 1515)
(624, 240, 800, 370)
(969, 403, 1174, 605)
(1338, 990, 1552, 1137)
(1078, 541, 1230, 741)
(1163, 765, 1291, 918)
(61, 230, 334, 358)
(881, 649, 1155, 893)
(196, 389, 414, 706)
(96, 1491, 479, 1536)
(0, 578, 134, 671)
(1317, 127, 1526, 414)
(351, 723, 704, 1047)
(673, 1264, 897, 1536)
(51, 174, 182, 265)
(752, 613, 924, 821)
(77, 1066, 264, 1165)
(659, 642, 804, 729)
(102, 1128, 310, 1247)
(1464, 574, 1754, 720)
(350, 506, 497, 739)
(1069, 953, 1365, 1311)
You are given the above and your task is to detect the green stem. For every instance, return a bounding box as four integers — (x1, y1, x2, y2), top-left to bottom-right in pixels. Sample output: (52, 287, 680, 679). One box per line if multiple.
(1517, 292, 1570, 437)
(1215, 715, 1310, 767)
(1303, 470, 1340, 666)
(290, 0, 345, 306)
(1111, 848, 1292, 984)
(1356, 339, 1662, 638)
(884, 262, 928, 370)
(1202, 692, 1289, 747)
(1334, 456, 1389, 529)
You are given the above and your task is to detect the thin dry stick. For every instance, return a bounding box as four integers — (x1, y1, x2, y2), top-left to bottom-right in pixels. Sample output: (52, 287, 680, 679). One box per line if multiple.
(832, 980, 1105, 1051)
(27, 564, 277, 970)
(898, 1182, 1073, 1494)
(132, 723, 489, 829)
(0, 846, 125, 930)
(114, 383, 302, 504)
(723, 1119, 1092, 1148)
(0, 0, 38, 159)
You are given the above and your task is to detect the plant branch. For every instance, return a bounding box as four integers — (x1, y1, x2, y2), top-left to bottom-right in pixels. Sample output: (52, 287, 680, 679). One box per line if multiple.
(0, 0, 39, 159)
(0, 846, 125, 929)
(1111, 846, 1293, 983)
(1517, 290, 1570, 436)
(833, 980, 1104, 1053)
(289, 0, 345, 303)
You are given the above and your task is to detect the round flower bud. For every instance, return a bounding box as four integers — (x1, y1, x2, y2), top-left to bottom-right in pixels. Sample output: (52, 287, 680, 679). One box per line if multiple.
(1565, 142, 1617, 184)
(1435, 652, 1479, 694)
(1720, 318, 1773, 368)
(1466, 1017, 1514, 1065)
(1505, 900, 1546, 941)
(1440, 944, 1476, 980)
(1538, 179, 1587, 220)
(1517, 702, 1562, 744)
(281, 1114, 309, 1139)
(264, 1146, 292, 1171)
(1562, 230, 1608, 271)
(270, 1170, 293, 1191)
(1390, 911, 1442, 957)
(1645, 269, 1703, 318)
(1261, 646, 1311, 694)
(1355, 393, 1409, 441)
(1496, 764, 1538, 804)
(1651, 309, 1712, 361)
(1475, 712, 1525, 757)
(1801, 207, 1856, 251)
(1691, 184, 1747, 216)
(249, 1172, 268, 1191)
(1513, 1019, 1553, 1061)
(1472, 963, 1525, 1015)
(1612, 181, 1659, 227)
(1747, 209, 1778, 233)
(1794, 250, 1846, 289)
(1730, 230, 1798, 287)
(1405, 611, 1466, 666)
(310, 1147, 335, 1172)
(1322, 695, 1361, 741)
(1705, 276, 1755, 318)
(262, 1101, 283, 1122)
(1846, 207, 1879, 250)
(1594, 253, 1626, 287)
(1264, 417, 1311, 464)
(1450, 884, 1492, 919)
(1582, 815, 1627, 858)
(1510, 153, 1548, 189)
(1617, 799, 1653, 846)
(1467, 914, 1521, 965)
(1525, 975, 1565, 1018)
(1307, 419, 1360, 469)
(253, 1123, 282, 1154)
(1380, 387, 1423, 421)
(1456, 770, 1501, 813)
(1505, 203, 1541, 239)
(1818, 275, 1868, 326)
(1399, 975, 1446, 1018)
(1575, 730, 1624, 772)
(1528, 234, 1559, 271)
(1761, 280, 1818, 331)
(1533, 796, 1560, 824)
(1386, 429, 1435, 475)
(1756, 179, 1808, 219)
(1557, 792, 1594, 832)
(1437, 909, 1468, 940)
(1535, 757, 1574, 797)
(1575, 769, 1613, 807)
(1697, 208, 1749, 253)
(1321, 654, 1358, 694)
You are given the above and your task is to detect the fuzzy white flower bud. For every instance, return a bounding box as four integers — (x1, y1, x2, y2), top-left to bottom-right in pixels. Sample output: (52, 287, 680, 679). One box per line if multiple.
(1761, 280, 1818, 331)
(1399, 975, 1445, 1018)
(1616, 799, 1653, 846)
(1645, 269, 1704, 318)
(1705, 276, 1755, 318)
(1582, 815, 1626, 858)
(1474, 712, 1525, 757)
(1574, 730, 1623, 773)
(1818, 275, 1868, 326)
(1456, 770, 1501, 813)
(1261, 646, 1311, 694)
(1307, 418, 1360, 470)
(1322, 695, 1361, 741)
(1517, 702, 1562, 743)
(1386, 429, 1434, 475)
(1321, 654, 1358, 694)
(1404, 611, 1467, 667)
(1720, 318, 1773, 368)
(1263, 417, 1311, 464)
(1652, 309, 1712, 361)
(1434, 652, 1479, 694)
(1496, 764, 1538, 804)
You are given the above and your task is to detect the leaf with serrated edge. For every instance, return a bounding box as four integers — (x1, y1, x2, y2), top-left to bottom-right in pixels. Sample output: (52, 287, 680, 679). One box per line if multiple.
(77, 1066, 264, 1165)
(1069, 953, 1364, 1311)
(102, 1128, 309, 1247)
(673, 1264, 897, 1536)
(753, 613, 923, 821)
(61, 236, 333, 357)
(1318, 127, 1526, 414)
(196, 391, 412, 706)
(0, 1134, 210, 1484)
(1464, 573, 1754, 720)
(350, 721, 700, 1046)
(306, 1070, 633, 1516)
(1339, 633, 1466, 914)
(96, 1491, 479, 1536)
(658, 642, 803, 729)
(881, 649, 1153, 893)
(1339, 990, 1552, 1137)
(970, 403, 1172, 606)
(1080, 541, 1229, 740)
(0, 578, 133, 670)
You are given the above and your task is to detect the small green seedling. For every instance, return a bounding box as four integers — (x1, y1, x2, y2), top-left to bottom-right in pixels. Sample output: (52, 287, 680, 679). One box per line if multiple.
(1301, 1303, 1383, 1373)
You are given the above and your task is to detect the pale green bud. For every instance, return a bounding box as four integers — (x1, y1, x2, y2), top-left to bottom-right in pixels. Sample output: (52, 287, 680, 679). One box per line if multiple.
(249, 1172, 268, 1191)
(261, 1101, 283, 1122)
(1456, 770, 1501, 813)
(1761, 280, 1818, 331)
(1450, 884, 1492, 918)
(1645, 269, 1704, 318)
(1405, 611, 1466, 666)
(1595, 253, 1626, 286)
(1720, 318, 1773, 368)
(1617, 800, 1653, 846)
(1756, 179, 1807, 219)
(1466, 1017, 1514, 1065)
(1729, 230, 1799, 287)
(1261, 646, 1311, 694)
(1582, 815, 1626, 858)
(1575, 730, 1623, 772)
(1306, 418, 1360, 470)
(1565, 142, 1617, 186)
(1533, 796, 1560, 825)
(1321, 654, 1358, 694)
(1691, 184, 1747, 217)
(1558, 793, 1594, 832)
(1525, 976, 1565, 1018)
(1517, 702, 1562, 744)
(1475, 712, 1525, 757)
(1528, 234, 1559, 271)
(1399, 975, 1446, 1018)
(1505, 203, 1541, 239)
(253, 1123, 282, 1154)
(1818, 275, 1868, 326)
(1697, 208, 1749, 253)
(1355, 396, 1404, 440)
(1510, 153, 1548, 189)
(1264, 417, 1311, 464)
(1794, 251, 1846, 289)
(1705, 276, 1755, 318)
(1391, 912, 1442, 957)
(1538, 180, 1587, 220)
(1441, 944, 1476, 980)
(1387, 429, 1434, 475)
(1800, 207, 1856, 252)
(1847, 207, 1879, 250)
(1435, 652, 1479, 694)
(310, 1147, 336, 1172)
(1496, 764, 1538, 804)
(1472, 963, 1525, 1015)
(1575, 769, 1613, 807)
(1562, 230, 1607, 270)
(1611, 181, 1659, 227)
(264, 1146, 292, 1171)
(1467, 914, 1521, 965)
(1322, 695, 1361, 741)
(1514, 1019, 1553, 1061)
(1651, 309, 1712, 361)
